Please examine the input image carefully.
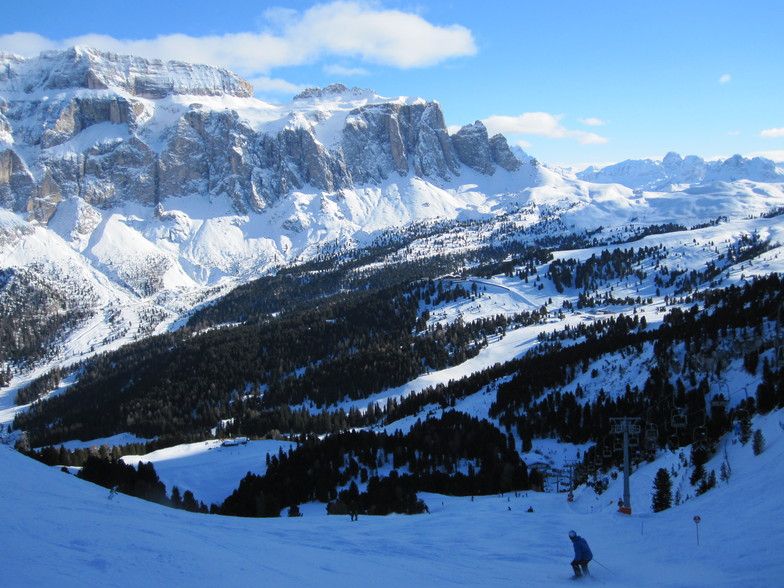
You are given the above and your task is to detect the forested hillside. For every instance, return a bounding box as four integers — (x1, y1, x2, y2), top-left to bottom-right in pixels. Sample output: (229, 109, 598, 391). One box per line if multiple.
(13, 210, 784, 517)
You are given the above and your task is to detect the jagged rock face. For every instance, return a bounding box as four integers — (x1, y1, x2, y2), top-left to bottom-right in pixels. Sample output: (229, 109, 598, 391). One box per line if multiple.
(0, 149, 36, 213)
(0, 48, 522, 220)
(41, 96, 141, 148)
(489, 133, 522, 172)
(0, 46, 253, 98)
(452, 121, 496, 175)
(342, 101, 460, 182)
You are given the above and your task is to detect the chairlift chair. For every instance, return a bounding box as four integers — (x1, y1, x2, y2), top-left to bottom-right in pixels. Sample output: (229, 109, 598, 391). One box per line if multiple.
(645, 424, 659, 442)
(671, 407, 688, 428)
(733, 408, 749, 423)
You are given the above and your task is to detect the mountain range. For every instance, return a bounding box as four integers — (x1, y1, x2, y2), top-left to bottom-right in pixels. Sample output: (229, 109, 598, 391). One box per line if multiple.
(1, 47, 781, 300)
(577, 151, 784, 191)
(1, 50, 784, 588)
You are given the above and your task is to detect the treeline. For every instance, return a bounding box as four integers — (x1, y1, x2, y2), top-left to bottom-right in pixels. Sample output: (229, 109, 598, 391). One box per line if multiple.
(220, 412, 529, 517)
(499, 275, 784, 476)
(12, 277, 494, 445)
(188, 240, 557, 330)
(14, 366, 67, 405)
(16, 244, 576, 447)
(548, 246, 664, 293)
(23, 436, 202, 468)
(22, 449, 210, 513)
(0, 267, 95, 367)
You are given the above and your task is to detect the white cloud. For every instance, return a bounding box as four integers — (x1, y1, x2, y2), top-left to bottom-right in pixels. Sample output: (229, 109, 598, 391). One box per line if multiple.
(719, 73, 732, 84)
(0, 1, 476, 76)
(760, 127, 784, 138)
(483, 112, 609, 145)
(245, 76, 306, 95)
(579, 117, 606, 127)
(0, 32, 58, 55)
(746, 149, 784, 163)
(728, 130, 741, 136)
(323, 64, 370, 77)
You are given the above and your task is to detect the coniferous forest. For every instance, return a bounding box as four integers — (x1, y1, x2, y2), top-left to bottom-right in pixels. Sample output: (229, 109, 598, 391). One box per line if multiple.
(11, 223, 784, 517)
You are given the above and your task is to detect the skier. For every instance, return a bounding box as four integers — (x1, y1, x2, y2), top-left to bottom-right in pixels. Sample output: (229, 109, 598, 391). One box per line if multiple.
(568, 530, 593, 578)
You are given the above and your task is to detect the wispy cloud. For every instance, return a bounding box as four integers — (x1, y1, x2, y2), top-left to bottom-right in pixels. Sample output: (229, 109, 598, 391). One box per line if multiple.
(719, 73, 732, 84)
(245, 76, 306, 96)
(579, 117, 606, 127)
(323, 64, 370, 77)
(746, 149, 784, 163)
(0, 1, 476, 78)
(483, 112, 609, 145)
(760, 127, 784, 138)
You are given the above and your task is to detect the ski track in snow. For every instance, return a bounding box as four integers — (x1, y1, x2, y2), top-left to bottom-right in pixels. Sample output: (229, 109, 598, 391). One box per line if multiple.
(1, 408, 783, 586)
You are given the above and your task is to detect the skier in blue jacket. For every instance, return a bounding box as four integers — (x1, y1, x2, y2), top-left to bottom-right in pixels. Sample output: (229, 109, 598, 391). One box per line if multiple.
(568, 530, 593, 578)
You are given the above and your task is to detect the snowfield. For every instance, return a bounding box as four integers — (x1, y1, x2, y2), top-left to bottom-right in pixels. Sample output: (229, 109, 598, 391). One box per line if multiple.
(1, 408, 782, 587)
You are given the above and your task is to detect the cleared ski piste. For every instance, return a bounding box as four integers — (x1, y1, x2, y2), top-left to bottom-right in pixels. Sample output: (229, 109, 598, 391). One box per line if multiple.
(1, 408, 782, 587)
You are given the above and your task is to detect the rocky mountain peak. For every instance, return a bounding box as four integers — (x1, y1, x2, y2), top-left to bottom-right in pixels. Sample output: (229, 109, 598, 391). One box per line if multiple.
(0, 46, 253, 98)
(577, 152, 784, 190)
(293, 84, 375, 101)
(0, 48, 527, 225)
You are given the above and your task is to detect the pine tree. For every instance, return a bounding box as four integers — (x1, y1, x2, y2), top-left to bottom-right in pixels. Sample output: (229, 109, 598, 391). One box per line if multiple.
(752, 429, 766, 455)
(170, 486, 182, 508)
(651, 468, 673, 512)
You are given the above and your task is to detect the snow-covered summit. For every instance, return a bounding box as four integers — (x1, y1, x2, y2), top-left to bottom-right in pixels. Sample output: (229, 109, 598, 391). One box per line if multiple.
(578, 151, 784, 190)
(0, 46, 527, 223)
(0, 46, 253, 98)
(293, 83, 376, 101)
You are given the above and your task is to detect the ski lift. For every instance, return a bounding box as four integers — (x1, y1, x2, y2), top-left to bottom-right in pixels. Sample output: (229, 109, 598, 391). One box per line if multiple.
(602, 444, 613, 458)
(613, 437, 623, 453)
(671, 407, 688, 428)
(644, 424, 659, 450)
(712, 381, 730, 415)
(733, 407, 749, 424)
(645, 423, 658, 441)
(692, 425, 708, 451)
(668, 433, 679, 451)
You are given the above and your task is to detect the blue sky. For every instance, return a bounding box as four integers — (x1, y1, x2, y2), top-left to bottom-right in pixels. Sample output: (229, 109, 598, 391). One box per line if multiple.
(2, 0, 783, 168)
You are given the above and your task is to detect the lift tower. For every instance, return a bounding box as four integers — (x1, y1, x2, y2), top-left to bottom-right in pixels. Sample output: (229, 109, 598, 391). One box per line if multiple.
(610, 417, 641, 515)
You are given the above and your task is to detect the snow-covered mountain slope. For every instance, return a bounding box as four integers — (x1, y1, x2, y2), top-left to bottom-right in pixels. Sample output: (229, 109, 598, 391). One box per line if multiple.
(2, 46, 784, 437)
(0, 47, 521, 220)
(1, 49, 783, 365)
(577, 151, 784, 191)
(2, 406, 783, 587)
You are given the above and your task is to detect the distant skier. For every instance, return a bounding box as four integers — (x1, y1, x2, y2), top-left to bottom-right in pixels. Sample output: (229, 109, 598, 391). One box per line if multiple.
(568, 530, 593, 578)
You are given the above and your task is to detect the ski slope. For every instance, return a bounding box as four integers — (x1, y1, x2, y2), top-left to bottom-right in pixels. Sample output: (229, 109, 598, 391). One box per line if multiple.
(1, 408, 782, 587)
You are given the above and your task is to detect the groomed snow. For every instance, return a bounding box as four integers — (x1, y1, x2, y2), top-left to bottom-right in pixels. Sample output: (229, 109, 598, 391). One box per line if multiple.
(1, 408, 782, 587)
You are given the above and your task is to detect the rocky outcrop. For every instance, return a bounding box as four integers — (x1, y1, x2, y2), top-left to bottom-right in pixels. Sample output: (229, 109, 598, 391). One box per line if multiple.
(0, 49, 523, 220)
(0, 149, 36, 213)
(342, 100, 460, 183)
(0, 47, 253, 98)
